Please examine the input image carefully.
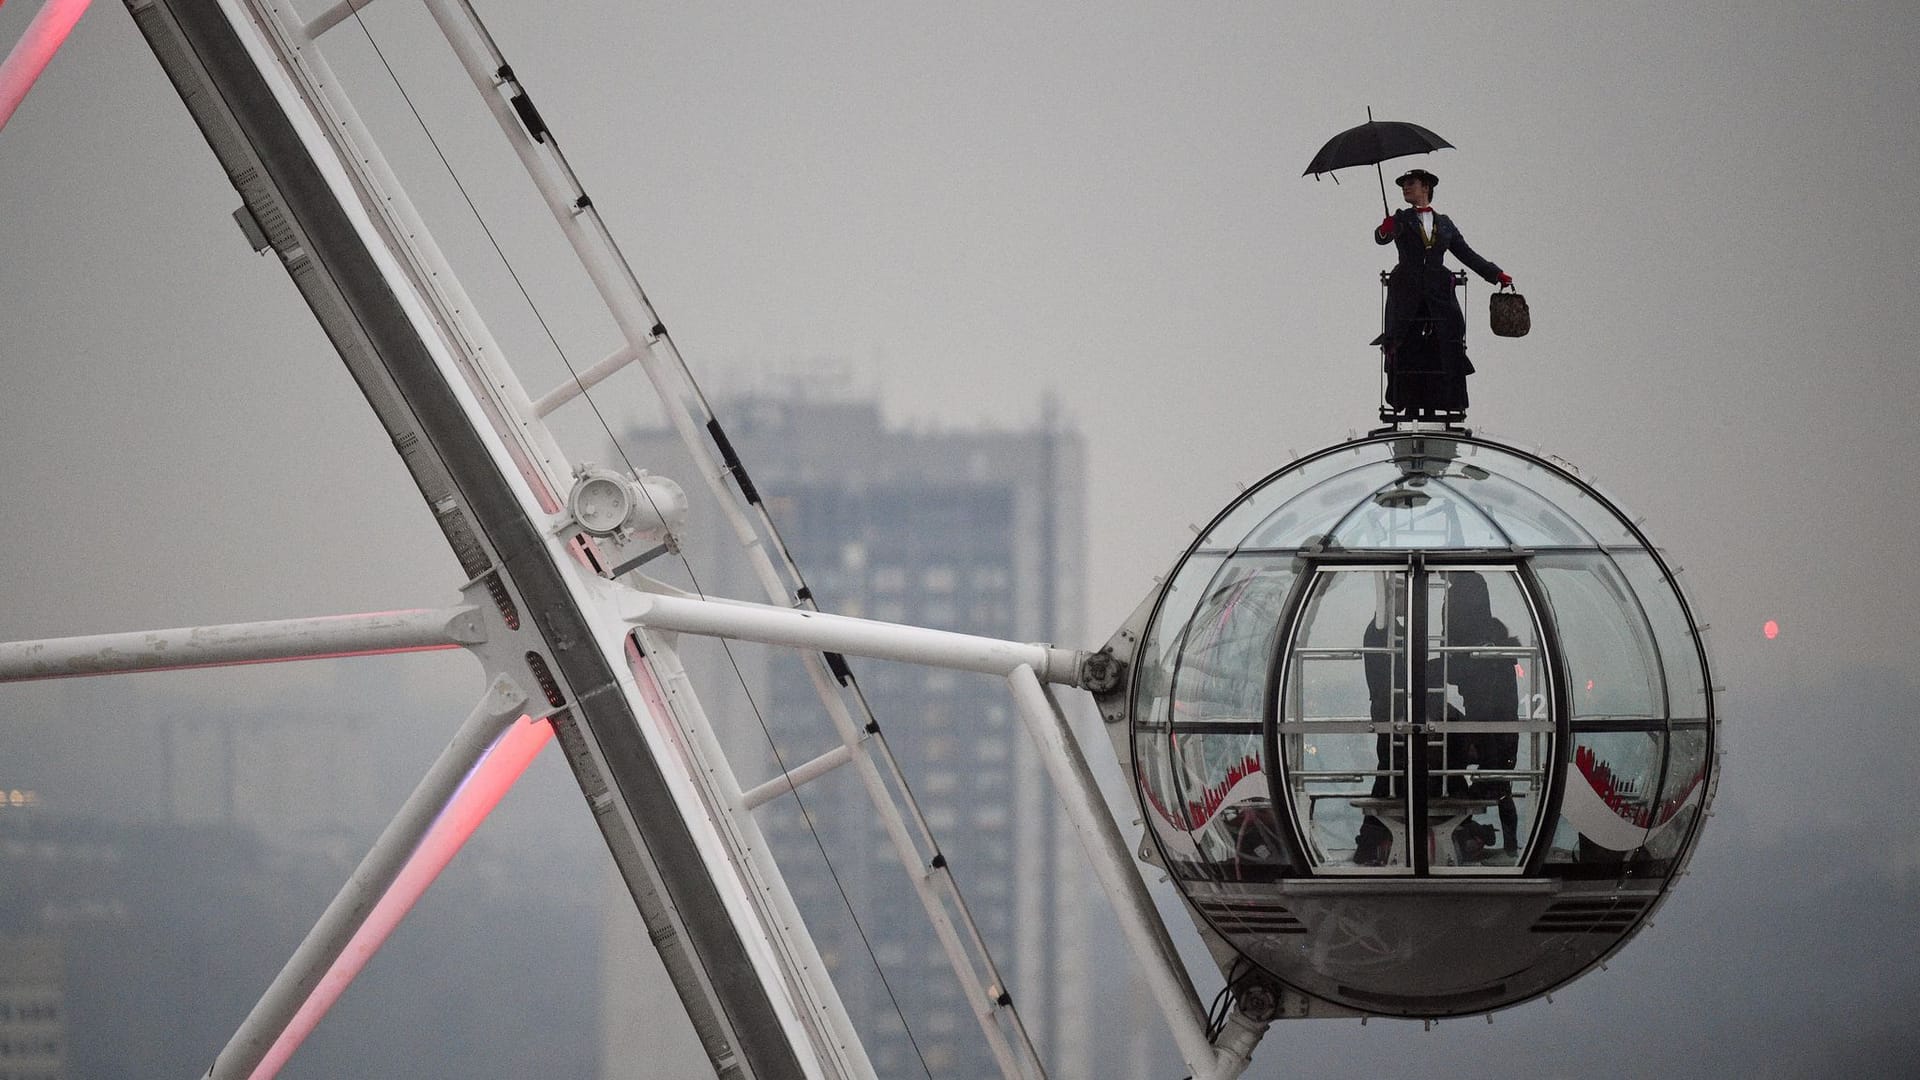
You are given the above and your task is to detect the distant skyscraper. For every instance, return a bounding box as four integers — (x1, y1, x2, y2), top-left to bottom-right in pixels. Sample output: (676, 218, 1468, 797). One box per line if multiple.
(0, 936, 66, 1080)
(609, 390, 1091, 1079)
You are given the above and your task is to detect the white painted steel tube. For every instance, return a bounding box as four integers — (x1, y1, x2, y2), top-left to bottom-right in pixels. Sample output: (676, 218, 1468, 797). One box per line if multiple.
(531, 343, 640, 417)
(740, 743, 856, 810)
(1002, 665, 1220, 1079)
(298, 0, 371, 39)
(0, 607, 485, 683)
(622, 591, 1082, 685)
(206, 676, 529, 1080)
(1204, 1012, 1265, 1080)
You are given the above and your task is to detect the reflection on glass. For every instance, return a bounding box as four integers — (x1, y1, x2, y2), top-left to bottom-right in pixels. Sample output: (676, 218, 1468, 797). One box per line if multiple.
(1133, 553, 1223, 865)
(1490, 454, 1639, 548)
(1184, 732, 1286, 882)
(1244, 462, 1404, 551)
(1534, 554, 1660, 720)
(1439, 470, 1591, 547)
(1545, 731, 1662, 865)
(1135, 729, 1289, 884)
(1135, 555, 1299, 884)
(1196, 437, 1649, 556)
(1612, 551, 1711, 719)
(1172, 560, 1295, 723)
(1325, 478, 1507, 549)
(1134, 553, 1226, 729)
(1645, 726, 1711, 861)
(1197, 447, 1375, 551)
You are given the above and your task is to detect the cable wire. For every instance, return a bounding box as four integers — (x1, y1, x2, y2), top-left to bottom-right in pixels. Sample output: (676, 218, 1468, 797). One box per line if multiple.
(344, 11, 934, 1075)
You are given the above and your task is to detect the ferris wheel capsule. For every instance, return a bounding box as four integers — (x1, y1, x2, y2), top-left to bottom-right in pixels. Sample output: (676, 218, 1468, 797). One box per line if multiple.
(1098, 430, 1718, 1019)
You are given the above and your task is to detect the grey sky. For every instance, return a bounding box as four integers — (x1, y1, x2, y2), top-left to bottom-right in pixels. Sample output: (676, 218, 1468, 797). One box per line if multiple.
(3, 1, 1918, 1076)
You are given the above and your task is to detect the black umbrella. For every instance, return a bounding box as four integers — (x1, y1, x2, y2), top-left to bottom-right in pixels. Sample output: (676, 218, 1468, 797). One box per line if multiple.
(1304, 107, 1454, 215)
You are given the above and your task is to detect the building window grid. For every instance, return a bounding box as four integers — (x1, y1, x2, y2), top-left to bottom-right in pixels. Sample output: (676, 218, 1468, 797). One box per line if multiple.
(733, 464, 1066, 1077)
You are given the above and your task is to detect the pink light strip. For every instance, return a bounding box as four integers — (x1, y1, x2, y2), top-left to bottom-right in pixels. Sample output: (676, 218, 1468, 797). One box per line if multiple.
(0, 0, 92, 134)
(250, 714, 555, 1079)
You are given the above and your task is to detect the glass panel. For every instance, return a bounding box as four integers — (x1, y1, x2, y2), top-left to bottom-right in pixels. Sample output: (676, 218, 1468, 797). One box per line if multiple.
(1241, 461, 1406, 551)
(1644, 725, 1710, 861)
(1458, 446, 1639, 548)
(1202, 438, 1648, 555)
(1156, 731, 1288, 883)
(1136, 555, 1298, 883)
(1170, 558, 1297, 723)
(1425, 570, 1549, 869)
(1438, 470, 1592, 547)
(1324, 477, 1508, 550)
(1281, 569, 1411, 871)
(1542, 731, 1661, 868)
(1134, 553, 1224, 870)
(1198, 445, 1382, 552)
(1133, 553, 1226, 732)
(1532, 554, 1661, 720)
(1612, 552, 1711, 720)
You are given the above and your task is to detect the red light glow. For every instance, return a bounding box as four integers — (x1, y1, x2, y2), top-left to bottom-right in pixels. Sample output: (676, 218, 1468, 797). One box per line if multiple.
(1763, 619, 1780, 640)
(252, 715, 554, 1079)
(0, 0, 93, 135)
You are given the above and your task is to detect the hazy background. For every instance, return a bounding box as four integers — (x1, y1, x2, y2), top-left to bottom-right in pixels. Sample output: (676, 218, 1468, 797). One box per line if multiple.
(2, 2, 1917, 1077)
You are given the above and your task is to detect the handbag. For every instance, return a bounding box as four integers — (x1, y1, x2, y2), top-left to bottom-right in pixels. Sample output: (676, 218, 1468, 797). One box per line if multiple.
(1489, 284, 1530, 338)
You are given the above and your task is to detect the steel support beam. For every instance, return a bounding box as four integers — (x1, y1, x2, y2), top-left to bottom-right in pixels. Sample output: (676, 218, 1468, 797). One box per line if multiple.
(617, 583, 1243, 1077)
(531, 343, 640, 417)
(1002, 666, 1244, 1080)
(0, 607, 485, 683)
(299, 0, 373, 39)
(739, 744, 855, 810)
(621, 590, 1084, 686)
(204, 675, 530, 1080)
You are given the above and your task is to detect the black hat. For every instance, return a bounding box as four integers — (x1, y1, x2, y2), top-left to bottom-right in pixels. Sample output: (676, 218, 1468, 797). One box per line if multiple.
(1394, 168, 1439, 189)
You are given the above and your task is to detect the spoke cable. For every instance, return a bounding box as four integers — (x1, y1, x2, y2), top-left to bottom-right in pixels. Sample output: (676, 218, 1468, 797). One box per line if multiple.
(345, 10, 934, 1076)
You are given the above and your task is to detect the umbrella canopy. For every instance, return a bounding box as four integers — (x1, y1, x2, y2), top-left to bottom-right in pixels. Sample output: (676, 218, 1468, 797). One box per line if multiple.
(1304, 112, 1456, 215)
(1303, 118, 1453, 178)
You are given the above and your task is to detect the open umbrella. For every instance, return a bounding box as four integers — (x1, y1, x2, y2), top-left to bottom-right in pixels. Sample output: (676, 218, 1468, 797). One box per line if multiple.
(1304, 107, 1454, 215)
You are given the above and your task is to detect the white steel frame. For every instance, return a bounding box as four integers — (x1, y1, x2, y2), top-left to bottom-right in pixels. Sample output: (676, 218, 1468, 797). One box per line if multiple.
(615, 584, 1267, 1079)
(263, 0, 1051, 1069)
(1, 0, 1273, 1077)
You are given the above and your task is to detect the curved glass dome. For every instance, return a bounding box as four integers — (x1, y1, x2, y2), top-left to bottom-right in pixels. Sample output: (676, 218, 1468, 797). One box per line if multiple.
(1122, 432, 1716, 1018)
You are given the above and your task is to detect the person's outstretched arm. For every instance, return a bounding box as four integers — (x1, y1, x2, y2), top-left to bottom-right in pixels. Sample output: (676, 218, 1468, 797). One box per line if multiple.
(1450, 229, 1511, 284)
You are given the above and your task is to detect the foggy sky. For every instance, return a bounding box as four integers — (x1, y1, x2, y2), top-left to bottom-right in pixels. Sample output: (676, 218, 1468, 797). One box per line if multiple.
(3, 2, 1917, 1077)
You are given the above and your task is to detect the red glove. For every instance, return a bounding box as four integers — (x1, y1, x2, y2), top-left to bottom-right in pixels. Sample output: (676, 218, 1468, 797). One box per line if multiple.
(1378, 215, 1396, 237)
(1497, 272, 1513, 286)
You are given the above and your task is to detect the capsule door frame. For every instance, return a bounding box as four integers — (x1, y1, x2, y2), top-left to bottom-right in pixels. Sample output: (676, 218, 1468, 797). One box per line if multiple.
(1267, 555, 1560, 876)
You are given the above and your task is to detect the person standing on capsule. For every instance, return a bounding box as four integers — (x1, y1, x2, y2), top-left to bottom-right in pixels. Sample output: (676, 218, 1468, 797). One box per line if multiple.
(1370, 169, 1513, 417)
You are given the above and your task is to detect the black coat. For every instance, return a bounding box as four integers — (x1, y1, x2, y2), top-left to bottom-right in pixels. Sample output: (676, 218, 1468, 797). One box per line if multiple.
(1448, 615, 1520, 796)
(1373, 208, 1504, 347)
(1371, 209, 1505, 413)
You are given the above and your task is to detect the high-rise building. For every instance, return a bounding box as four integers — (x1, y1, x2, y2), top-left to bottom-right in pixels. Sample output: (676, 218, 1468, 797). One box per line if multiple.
(609, 390, 1093, 1079)
(0, 937, 65, 1080)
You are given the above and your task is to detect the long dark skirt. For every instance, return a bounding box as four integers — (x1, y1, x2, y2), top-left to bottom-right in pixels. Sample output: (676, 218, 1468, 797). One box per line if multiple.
(1386, 335, 1471, 413)
(1377, 266, 1473, 415)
